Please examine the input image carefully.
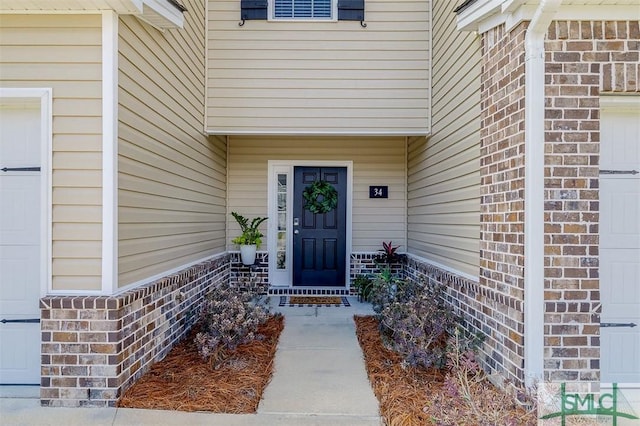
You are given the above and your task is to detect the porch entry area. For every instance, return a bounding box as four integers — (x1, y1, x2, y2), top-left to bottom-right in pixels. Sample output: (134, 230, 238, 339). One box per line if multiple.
(268, 162, 351, 289)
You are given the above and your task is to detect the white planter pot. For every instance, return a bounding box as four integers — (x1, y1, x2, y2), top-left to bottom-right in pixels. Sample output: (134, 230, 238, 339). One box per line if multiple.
(239, 244, 257, 266)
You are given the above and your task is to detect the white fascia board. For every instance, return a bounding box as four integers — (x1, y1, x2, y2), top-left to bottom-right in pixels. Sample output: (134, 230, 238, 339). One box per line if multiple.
(0, 0, 184, 29)
(458, 1, 639, 34)
(140, 0, 185, 29)
(507, 4, 640, 31)
(501, 0, 525, 13)
(456, 0, 505, 31)
(206, 130, 431, 137)
(552, 5, 640, 21)
(0, 0, 137, 13)
(476, 13, 511, 34)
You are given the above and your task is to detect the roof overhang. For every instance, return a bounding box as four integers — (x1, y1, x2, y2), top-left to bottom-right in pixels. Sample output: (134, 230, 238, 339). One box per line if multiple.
(0, 0, 186, 29)
(456, 0, 640, 33)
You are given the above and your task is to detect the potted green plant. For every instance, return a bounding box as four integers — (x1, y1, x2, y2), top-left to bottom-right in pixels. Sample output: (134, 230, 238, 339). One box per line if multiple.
(231, 212, 268, 265)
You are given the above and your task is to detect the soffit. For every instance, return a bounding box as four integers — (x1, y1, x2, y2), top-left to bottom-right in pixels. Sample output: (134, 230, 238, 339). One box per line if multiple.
(0, 0, 185, 29)
(457, 0, 640, 32)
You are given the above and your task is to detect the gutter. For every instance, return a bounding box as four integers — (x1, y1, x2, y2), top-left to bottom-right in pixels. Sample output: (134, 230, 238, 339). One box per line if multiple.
(523, 0, 561, 388)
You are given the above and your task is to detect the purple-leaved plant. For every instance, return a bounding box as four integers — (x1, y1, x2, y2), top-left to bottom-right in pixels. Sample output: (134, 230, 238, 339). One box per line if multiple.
(195, 282, 272, 368)
(375, 278, 460, 369)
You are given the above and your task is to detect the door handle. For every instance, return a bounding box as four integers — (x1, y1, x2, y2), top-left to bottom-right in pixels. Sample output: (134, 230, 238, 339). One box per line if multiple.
(294, 229, 299, 234)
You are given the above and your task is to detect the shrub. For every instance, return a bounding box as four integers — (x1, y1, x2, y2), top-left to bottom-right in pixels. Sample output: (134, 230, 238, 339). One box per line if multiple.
(368, 265, 400, 314)
(442, 328, 535, 425)
(353, 274, 374, 302)
(372, 277, 461, 369)
(195, 282, 272, 368)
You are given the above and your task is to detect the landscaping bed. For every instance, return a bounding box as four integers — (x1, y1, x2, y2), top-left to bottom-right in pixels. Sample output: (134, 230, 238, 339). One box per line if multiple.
(355, 315, 537, 426)
(118, 312, 536, 424)
(117, 315, 284, 413)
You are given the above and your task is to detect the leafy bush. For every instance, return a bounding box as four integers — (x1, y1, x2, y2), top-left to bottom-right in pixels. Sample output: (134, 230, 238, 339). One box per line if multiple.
(195, 282, 272, 368)
(372, 277, 461, 369)
(368, 266, 401, 315)
(353, 274, 374, 302)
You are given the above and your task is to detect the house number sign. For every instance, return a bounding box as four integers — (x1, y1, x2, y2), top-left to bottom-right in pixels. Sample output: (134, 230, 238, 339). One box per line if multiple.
(369, 186, 388, 199)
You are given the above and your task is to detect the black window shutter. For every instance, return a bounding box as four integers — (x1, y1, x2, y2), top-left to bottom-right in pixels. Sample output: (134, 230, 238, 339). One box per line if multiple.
(338, 0, 364, 22)
(241, 0, 268, 21)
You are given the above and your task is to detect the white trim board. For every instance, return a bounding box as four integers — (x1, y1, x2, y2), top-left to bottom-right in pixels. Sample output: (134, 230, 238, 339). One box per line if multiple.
(102, 10, 119, 295)
(208, 130, 431, 137)
(0, 87, 53, 298)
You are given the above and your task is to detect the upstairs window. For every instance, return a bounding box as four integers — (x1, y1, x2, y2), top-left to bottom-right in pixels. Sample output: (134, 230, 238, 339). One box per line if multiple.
(240, 0, 364, 25)
(273, 0, 333, 19)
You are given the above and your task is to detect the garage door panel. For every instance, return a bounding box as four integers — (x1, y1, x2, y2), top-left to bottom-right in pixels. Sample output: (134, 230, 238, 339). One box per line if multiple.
(0, 246, 41, 316)
(0, 324, 41, 384)
(600, 178, 640, 249)
(600, 249, 640, 320)
(0, 103, 42, 385)
(601, 328, 640, 383)
(600, 109, 640, 170)
(600, 98, 640, 384)
(0, 176, 40, 245)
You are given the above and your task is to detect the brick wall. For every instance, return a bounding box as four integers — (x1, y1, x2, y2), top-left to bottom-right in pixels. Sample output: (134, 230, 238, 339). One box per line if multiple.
(229, 252, 269, 293)
(350, 253, 404, 282)
(403, 256, 525, 384)
(477, 22, 528, 386)
(474, 19, 639, 389)
(40, 255, 230, 407)
(542, 20, 639, 383)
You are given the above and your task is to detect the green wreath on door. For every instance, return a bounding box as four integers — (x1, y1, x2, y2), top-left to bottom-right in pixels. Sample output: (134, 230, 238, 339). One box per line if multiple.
(303, 180, 338, 214)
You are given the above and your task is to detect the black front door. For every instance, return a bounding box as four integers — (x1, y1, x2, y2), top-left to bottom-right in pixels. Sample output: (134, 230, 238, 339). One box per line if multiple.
(293, 167, 347, 286)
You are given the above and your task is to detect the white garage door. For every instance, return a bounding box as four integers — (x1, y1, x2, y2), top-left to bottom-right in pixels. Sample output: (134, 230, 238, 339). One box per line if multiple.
(0, 103, 42, 385)
(600, 98, 640, 385)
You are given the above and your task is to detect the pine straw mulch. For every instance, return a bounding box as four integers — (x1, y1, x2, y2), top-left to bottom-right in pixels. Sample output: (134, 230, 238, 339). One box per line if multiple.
(118, 312, 537, 423)
(117, 315, 284, 413)
(354, 315, 538, 426)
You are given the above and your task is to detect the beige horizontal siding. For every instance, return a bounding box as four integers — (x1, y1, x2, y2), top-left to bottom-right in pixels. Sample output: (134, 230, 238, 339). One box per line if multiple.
(118, 0, 228, 287)
(0, 14, 103, 291)
(206, 0, 430, 135)
(406, 0, 481, 278)
(228, 135, 407, 252)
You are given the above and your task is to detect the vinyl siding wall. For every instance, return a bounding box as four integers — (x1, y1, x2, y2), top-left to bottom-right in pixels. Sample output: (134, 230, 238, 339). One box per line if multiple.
(227, 136, 406, 252)
(118, 0, 227, 287)
(406, 0, 481, 278)
(206, 0, 430, 135)
(0, 14, 103, 291)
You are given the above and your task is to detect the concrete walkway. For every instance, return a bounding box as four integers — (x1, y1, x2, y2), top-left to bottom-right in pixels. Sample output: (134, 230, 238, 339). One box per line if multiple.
(0, 296, 381, 425)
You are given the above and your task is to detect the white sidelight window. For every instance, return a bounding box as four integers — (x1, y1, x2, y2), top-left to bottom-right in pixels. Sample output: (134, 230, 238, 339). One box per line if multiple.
(268, 165, 293, 286)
